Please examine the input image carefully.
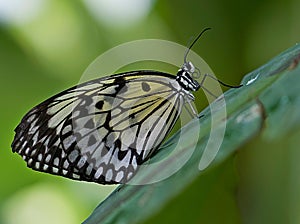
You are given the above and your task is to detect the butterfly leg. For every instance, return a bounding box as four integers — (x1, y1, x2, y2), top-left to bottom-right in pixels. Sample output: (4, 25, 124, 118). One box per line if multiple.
(199, 74, 219, 99)
(184, 100, 203, 119)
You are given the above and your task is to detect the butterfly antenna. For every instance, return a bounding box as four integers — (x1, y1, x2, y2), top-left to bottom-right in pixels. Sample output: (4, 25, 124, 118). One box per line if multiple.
(218, 79, 243, 88)
(184, 27, 212, 64)
(203, 73, 243, 88)
(184, 28, 243, 89)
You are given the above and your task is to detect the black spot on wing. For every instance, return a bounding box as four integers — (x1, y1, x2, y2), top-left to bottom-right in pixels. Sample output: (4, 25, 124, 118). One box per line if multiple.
(113, 76, 127, 95)
(115, 139, 121, 149)
(88, 135, 97, 147)
(118, 150, 128, 160)
(142, 82, 151, 92)
(95, 101, 104, 110)
(84, 119, 95, 129)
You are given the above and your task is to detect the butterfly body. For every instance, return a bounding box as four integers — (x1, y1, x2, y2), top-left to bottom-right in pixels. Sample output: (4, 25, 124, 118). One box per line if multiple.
(12, 67, 200, 184)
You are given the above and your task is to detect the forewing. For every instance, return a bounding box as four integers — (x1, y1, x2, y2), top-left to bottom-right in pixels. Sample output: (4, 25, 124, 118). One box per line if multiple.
(12, 71, 185, 184)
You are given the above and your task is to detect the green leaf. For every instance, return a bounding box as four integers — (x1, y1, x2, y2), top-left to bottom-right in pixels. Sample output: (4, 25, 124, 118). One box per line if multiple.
(83, 44, 300, 224)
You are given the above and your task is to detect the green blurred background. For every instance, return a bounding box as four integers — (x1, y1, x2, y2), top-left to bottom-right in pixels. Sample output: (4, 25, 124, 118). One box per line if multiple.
(1, 0, 299, 223)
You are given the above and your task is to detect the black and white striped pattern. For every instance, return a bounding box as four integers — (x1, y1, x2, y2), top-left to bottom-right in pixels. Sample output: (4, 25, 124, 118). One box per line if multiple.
(12, 64, 200, 184)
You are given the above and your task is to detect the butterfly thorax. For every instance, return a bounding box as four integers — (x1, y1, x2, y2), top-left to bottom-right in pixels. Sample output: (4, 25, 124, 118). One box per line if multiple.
(175, 61, 200, 92)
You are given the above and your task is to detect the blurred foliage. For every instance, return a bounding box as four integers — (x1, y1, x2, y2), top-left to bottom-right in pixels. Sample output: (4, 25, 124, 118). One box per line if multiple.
(1, 0, 299, 223)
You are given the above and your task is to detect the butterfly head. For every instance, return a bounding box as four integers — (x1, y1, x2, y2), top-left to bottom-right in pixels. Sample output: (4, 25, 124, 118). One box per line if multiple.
(176, 61, 201, 92)
(176, 28, 212, 92)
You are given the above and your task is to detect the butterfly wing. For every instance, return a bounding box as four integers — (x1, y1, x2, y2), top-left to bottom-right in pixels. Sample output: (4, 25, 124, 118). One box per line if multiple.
(12, 71, 187, 184)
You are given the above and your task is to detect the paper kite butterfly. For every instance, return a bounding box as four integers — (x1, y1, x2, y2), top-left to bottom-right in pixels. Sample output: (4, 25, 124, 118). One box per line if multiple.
(11, 28, 239, 184)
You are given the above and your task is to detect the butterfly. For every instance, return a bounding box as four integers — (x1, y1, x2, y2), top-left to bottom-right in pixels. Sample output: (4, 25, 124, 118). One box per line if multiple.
(11, 28, 238, 184)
